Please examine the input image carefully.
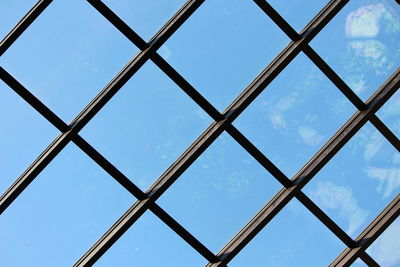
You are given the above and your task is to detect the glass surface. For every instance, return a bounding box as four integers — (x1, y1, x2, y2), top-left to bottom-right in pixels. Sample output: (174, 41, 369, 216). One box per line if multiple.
(229, 199, 345, 267)
(267, 0, 329, 32)
(311, 0, 400, 101)
(0, 81, 58, 194)
(95, 211, 207, 267)
(0, 0, 137, 122)
(0, 0, 37, 39)
(234, 52, 355, 177)
(0, 144, 134, 267)
(101, 0, 186, 41)
(304, 122, 400, 238)
(157, 132, 281, 252)
(367, 217, 400, 267)
(81, 61, 212, 191)
(351, 259, 369, 266)
(160, 0, 289, 111)
(377, 89, 400, 138)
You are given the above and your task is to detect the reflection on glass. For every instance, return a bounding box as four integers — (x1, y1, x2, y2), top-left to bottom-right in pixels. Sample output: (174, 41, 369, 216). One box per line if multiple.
(0, 0, 137, 122)
(101, 0, 186, 41)
(366, 217, 400, 267)
(234, 52, 355, 177)
(0, 144, 134, 267)
(157, 132, 280, 252)
(95, 211, 206, 267)
(0, 0, 37, 39)
(267, 0, 329, 32)
(377, 89, 400, 138)
(160, 0, 289, 111)
(230, 199, 345, 267)
(81, 61, 211, 191)
(311, 0, 400, 101)
(0, 81, 58, 194)
(305, 122, 400, 238)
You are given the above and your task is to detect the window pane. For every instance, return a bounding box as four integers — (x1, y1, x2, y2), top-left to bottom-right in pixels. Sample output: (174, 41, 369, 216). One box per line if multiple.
(234, 52, 355, 177)
(0, 144, 134, 267)
(311, 0, 400, 101)
(159, 0, 289, 111)
(80, 61, 212, 191)
(366, 217, 400, 267)
(229, 199, 345, 266)
(377, 89, 400, 138)
(95, 211, 207, 267)
(101, 0, 186, 41)
(0, 0, 37, 39)
(157, 132, 281, 252)
(0, 0, 137, 122)
(267, 0, 329, 32)
(0, 81, 58, 194)
(304, 122, 400, 238)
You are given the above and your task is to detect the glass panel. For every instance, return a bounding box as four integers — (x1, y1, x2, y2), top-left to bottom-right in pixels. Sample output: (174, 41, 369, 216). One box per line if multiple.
(351, 259, 369, 266)
(81, 61, 212, 192)
(304, 122, 400, 238)
(0, 0, 137, 122)
(157, 132, 281, 252)
(95, 211, 207, 267)
(159, 0, 289, 111)
(234, 52, 355, 177)
(229, 199, 345, 267)
(367, 217, 400, 267)
(0, 0, 37, 40)
(377, 89, 400, 138)
(101, 0, 186, 41)
(311, 0, 400, 101)
(0, 143, 134, 267)
(267, 0, 329, 32)
(0, 81, 58, 194)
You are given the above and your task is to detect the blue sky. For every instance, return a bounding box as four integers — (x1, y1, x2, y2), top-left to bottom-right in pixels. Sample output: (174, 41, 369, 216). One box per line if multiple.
(0, 0, 399, 266)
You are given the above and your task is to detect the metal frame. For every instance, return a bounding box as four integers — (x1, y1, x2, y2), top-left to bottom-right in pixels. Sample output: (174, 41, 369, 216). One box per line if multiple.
(0, 0, 399, 266)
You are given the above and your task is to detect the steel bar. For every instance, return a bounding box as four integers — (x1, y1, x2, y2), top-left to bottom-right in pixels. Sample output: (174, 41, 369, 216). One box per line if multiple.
(330, 194, 400, 266)
(369, 114, 400, 152)
(205, 69, 400, 266)
(0, 0, 52, 56)
(359, 251, 380, 267)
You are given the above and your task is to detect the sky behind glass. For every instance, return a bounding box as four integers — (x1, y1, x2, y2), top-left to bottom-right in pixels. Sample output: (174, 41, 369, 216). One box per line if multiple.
(0, 0, 399, 266)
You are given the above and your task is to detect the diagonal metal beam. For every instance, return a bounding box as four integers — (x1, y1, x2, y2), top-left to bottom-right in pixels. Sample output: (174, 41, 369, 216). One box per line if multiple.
(0, 0, 52, 56)
(330, 194, 400, 267)
(205, 69, 400, 266)
(0, 0, 206, 215)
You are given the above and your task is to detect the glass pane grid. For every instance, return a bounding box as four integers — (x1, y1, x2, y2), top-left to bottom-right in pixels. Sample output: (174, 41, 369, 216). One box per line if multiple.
(0, 0, 399, 266)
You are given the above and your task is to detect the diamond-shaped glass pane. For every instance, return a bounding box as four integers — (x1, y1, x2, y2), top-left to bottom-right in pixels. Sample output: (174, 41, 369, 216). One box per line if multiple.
(234, 52, 355, 177)
(0, 0, 137, 121)
(158, 132, 281, 252)
(159, 0, 289, 111)
(81, 61, 212, 191)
